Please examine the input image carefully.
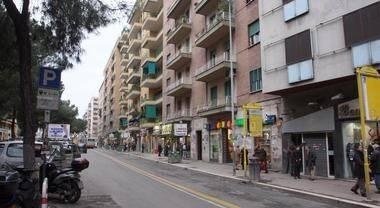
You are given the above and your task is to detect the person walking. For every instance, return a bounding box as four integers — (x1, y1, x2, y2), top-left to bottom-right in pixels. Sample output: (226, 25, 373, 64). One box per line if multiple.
(234, 145, 241, 170)
(305, 145, 317, 180)
(158, 143, 163, 157)
(293, 145, 302, 179)
(142, 143, 145, 153)
(351, 143, 366, 197)
(287, 145, 296, 176)
(241, 148, 249, 171)
(255, 145, 268, 173)
(370, 144, 380, 192)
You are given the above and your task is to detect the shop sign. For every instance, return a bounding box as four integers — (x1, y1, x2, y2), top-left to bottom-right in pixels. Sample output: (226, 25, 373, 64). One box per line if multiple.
(174, 123, 187, 136)
(249, 115, 263, 137)
(263, 115, 276, 125)
(162, 124, 172, 135)
(338, 99, 360, 119)
(153, 125, 161, 135)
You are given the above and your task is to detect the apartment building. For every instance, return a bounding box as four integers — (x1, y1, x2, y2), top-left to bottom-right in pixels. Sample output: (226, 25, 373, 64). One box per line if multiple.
(124, 0, 164, 153)
(260, 0, 380, 178)
(85, 97, 100, 138)
(98, 39, 124, 138)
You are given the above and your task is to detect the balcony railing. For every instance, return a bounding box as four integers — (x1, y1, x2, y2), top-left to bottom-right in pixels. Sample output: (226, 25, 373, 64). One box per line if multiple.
(167, 109, 191, 120)
(195, 52, 231, 76)
(196, 12, 233, 39)
(166, 77, 191, 92)
(197, 96, 232, 112)
(141, 70, 163, 81)
(167, 16, 190, 38)
(140, 117, 161, 124)
(167, 47, 191, 65)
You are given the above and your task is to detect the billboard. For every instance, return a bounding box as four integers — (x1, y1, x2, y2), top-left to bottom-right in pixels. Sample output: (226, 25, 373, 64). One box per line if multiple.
(48, 124, 70, 139)
(174, 123, 187, 136)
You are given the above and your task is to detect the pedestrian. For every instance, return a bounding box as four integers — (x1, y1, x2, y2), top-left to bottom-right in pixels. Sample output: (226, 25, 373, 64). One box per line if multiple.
(370, 144, 380, 192)
(234, 145, 241, 170)
(254, 145, 268, 173)
(241, 147, 248, 170)
(287, 145, 296, 175)
(293, 145, 302, 179)
(305, 145, 317, 180)
(158, 143, 163, 157)
(351, 143, 367, 197)
(142, 143, 145, 153)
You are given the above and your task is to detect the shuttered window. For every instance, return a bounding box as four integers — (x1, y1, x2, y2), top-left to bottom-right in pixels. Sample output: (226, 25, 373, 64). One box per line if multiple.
(343, 2, 380, 47)
(224, 80, 231, 97)
(250, 68, 262, 92)
(145, 105, 157, 118)
(283, 0, 309, 22)
(248, 20, 260, 46)
(285, 30, 312, 65)
(210, 86, 217, 107)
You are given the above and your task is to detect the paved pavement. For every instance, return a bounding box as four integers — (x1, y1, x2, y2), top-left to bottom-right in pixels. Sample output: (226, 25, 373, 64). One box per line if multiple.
(123, 150, 380, 208)
(50, 149, 376, 208)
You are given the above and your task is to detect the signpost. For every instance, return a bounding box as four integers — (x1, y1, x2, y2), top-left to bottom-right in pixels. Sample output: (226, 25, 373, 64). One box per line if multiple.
(356, 66, 380, 199)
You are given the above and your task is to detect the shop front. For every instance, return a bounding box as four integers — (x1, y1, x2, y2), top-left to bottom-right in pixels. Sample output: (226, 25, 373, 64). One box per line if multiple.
(207, 114, 233, 164)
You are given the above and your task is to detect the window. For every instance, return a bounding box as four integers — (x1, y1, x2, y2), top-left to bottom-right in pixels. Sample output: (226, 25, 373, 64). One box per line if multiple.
(0, 144, 4, 154)
(352, 39, 380, 68)
(250, 68, 262, 92)
(210, 86, 217, 107)
(283, 0, 309, 22)
(248, 20, 260, 47)
(287, 59, 313, 83)
(7, 143, 23, 158)
(224, 80, 231, 97)
(166, 104, 170, 116)
(166, 78, 171, 86)
(285, 30, 312, 65)
(343, 2, 380, 47)
(210, 49, 216, 66)
(246, 0, 254, 4)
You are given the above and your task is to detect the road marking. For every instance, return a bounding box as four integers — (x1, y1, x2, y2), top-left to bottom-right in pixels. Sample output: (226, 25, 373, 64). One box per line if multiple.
(94, 150, 240, 208)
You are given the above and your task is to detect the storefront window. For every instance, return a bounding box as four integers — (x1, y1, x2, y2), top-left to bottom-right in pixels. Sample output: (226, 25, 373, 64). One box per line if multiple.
(210, 133, 219, 162)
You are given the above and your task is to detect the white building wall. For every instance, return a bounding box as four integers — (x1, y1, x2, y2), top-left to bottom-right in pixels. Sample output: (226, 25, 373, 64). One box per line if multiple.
(259, 0, 379, 93)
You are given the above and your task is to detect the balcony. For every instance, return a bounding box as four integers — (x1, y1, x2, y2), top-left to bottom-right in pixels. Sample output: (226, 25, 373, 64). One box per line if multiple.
(127, 37, 142, 54)
(126, 54, 141, 69)
(195, 52, 236, 82)
(126, 85, 141, 100)
(128, 21, 142, 39)
(119, 97, 128, 106)
(126, 68, 141, 84)
(195, 12, 234, 48)
(120, 84, 128, 92)
(142, 0, 163, 13)
(127, 105, 139, 116)
(167, 0, 191, 19)
(166, 47, 191, 70)
(119, 111, 128, 119)
(166, 77, 192, 97)
(121, 27, 129, 41)
(120, 43, 129, 54)
(197, 96, 234, 117)
(128, 0, 142, 24)
(167, 17, 191, 44)
(141, 70, 163, 88)
(128, 121, 140, 132)
(142, 9, 164, 32)
(120, 68, 128, 80)
(167, 109, 192, 122)
(194, 0, 219, 16)
(120, 56, 129, 66)
(142, 30, 163, 50)
(141, 94, 163, 107)
(140, 117, 161, 128)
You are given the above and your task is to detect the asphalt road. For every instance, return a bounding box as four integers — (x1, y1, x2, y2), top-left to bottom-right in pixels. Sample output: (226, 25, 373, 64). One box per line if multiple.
(53, 149, 362, 208)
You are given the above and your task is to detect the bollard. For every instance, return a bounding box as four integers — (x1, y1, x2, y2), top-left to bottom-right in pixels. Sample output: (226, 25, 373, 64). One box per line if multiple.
(41, 177, 48, 208)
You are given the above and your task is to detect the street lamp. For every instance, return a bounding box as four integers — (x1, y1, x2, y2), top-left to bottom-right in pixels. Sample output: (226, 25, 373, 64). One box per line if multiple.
(228, 0, 236, 176)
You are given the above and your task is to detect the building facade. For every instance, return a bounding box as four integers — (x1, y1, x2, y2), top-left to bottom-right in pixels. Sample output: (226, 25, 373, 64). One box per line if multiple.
(85, 97, 100, 138)
(260, 0, 380, 178)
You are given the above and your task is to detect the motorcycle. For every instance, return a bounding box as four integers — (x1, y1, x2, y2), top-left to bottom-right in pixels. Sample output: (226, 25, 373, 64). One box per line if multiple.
(39, 149, 89, 203)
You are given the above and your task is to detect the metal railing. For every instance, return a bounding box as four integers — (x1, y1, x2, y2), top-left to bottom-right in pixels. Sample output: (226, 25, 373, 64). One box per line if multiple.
(167, 109, 191, 120)
(141, 70, 162, 81)
(128, 85, 141, 92)
(167, 46, 191, 65)
(195, 52, 232, 76)
(166, 77, 191, 92)
(167, 16, 190, 37)
(197, 96, 232, 112)
(196, 12, 233, 39)
(140, 117, 161, 124)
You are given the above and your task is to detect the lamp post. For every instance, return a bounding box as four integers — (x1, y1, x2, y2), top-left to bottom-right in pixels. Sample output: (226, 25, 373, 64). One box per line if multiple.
(228, 0, 236, 176)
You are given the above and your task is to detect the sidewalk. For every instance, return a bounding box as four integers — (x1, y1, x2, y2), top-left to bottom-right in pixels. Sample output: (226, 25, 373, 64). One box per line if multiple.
(124, 151, 380, 208)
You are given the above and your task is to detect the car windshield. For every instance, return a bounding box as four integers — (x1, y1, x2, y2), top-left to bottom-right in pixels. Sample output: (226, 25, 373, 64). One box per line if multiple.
(7, 143, 23, 157)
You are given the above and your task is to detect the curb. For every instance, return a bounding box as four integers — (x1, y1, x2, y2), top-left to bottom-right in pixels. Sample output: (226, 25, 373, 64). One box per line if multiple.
(114, 150, 379, 208)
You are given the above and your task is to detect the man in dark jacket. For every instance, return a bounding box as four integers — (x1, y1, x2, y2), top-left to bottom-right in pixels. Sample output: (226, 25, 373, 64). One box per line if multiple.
(351, 143, 366, 197)
(306, 146, 317, 180)
(370, 144, 380, 192)
(293, 145, 302, 179)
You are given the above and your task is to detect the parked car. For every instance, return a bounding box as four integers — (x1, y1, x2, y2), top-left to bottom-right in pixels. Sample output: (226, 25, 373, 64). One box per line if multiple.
(0, 141, 43, 167)
(86, 138, 98, 149)
(78, 143, 87, 153)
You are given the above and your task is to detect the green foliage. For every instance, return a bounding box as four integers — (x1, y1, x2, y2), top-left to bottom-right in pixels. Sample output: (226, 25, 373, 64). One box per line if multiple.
(71, 118, 87, 133)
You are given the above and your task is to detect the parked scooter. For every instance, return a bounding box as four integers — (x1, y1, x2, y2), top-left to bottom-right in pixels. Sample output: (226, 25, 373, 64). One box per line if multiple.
(39, 149, 89, 203)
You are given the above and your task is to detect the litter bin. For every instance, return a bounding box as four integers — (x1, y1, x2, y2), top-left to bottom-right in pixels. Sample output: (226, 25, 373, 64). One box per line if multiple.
(249, 158, 261, 181)
(0, 170, 20, 205)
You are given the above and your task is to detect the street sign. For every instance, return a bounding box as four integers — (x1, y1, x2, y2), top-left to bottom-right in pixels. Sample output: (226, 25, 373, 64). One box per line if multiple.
(37, 88, 60, 110)
(174, 123, 187, 136)
(38, 67, 62, 89)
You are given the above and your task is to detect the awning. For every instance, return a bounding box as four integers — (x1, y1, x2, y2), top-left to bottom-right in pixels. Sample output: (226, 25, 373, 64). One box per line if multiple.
(282, 107, 335, 133)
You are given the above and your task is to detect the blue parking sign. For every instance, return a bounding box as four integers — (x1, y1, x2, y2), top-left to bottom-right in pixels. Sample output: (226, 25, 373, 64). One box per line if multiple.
(38, 67, 62, 89)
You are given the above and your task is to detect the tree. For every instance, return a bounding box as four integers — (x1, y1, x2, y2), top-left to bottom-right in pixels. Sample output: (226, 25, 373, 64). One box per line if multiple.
(71, 118, 87, 134)
(1, 0, 119, 170)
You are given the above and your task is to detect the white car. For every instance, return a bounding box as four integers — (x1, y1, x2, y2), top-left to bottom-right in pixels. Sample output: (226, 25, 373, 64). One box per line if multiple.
(0, 141, 43, 168)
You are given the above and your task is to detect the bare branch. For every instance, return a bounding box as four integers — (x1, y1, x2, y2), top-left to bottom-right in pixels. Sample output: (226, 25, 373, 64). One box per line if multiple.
(2, 0, 21, 22)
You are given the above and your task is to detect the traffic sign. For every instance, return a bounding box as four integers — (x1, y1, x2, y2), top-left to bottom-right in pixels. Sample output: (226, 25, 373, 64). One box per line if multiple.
(37, 88, 60, 110)
(38, 67, 62, 89)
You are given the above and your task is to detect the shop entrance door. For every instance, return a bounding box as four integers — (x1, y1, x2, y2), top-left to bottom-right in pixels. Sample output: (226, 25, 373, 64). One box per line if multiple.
(196, 131, 202, 160)
(327, 133, 335, 177)
(222, 129, 232, 163)
(303, 133, 328, 177)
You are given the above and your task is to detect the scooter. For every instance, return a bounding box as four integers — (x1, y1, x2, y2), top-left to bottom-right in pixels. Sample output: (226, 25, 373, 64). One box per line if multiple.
(39, 149, 89, 203)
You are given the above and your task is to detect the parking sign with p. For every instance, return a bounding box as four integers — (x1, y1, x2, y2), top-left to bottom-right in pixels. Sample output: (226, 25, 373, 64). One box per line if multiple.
(38, 67, 62, 89)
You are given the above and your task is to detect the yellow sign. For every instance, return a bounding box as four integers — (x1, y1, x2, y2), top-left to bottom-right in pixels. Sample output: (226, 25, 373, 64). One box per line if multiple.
(161, 124, 172, 135)
(249, 115, 263, 137)
(360, 66, 380, 121)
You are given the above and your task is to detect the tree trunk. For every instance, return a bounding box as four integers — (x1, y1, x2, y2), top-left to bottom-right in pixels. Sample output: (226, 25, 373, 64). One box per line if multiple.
(3, 0, 35, 170)
(11, 105, 16, 138)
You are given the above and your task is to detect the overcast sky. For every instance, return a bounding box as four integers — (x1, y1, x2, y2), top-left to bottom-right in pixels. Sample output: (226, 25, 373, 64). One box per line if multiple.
(61, 22, 124, 117)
